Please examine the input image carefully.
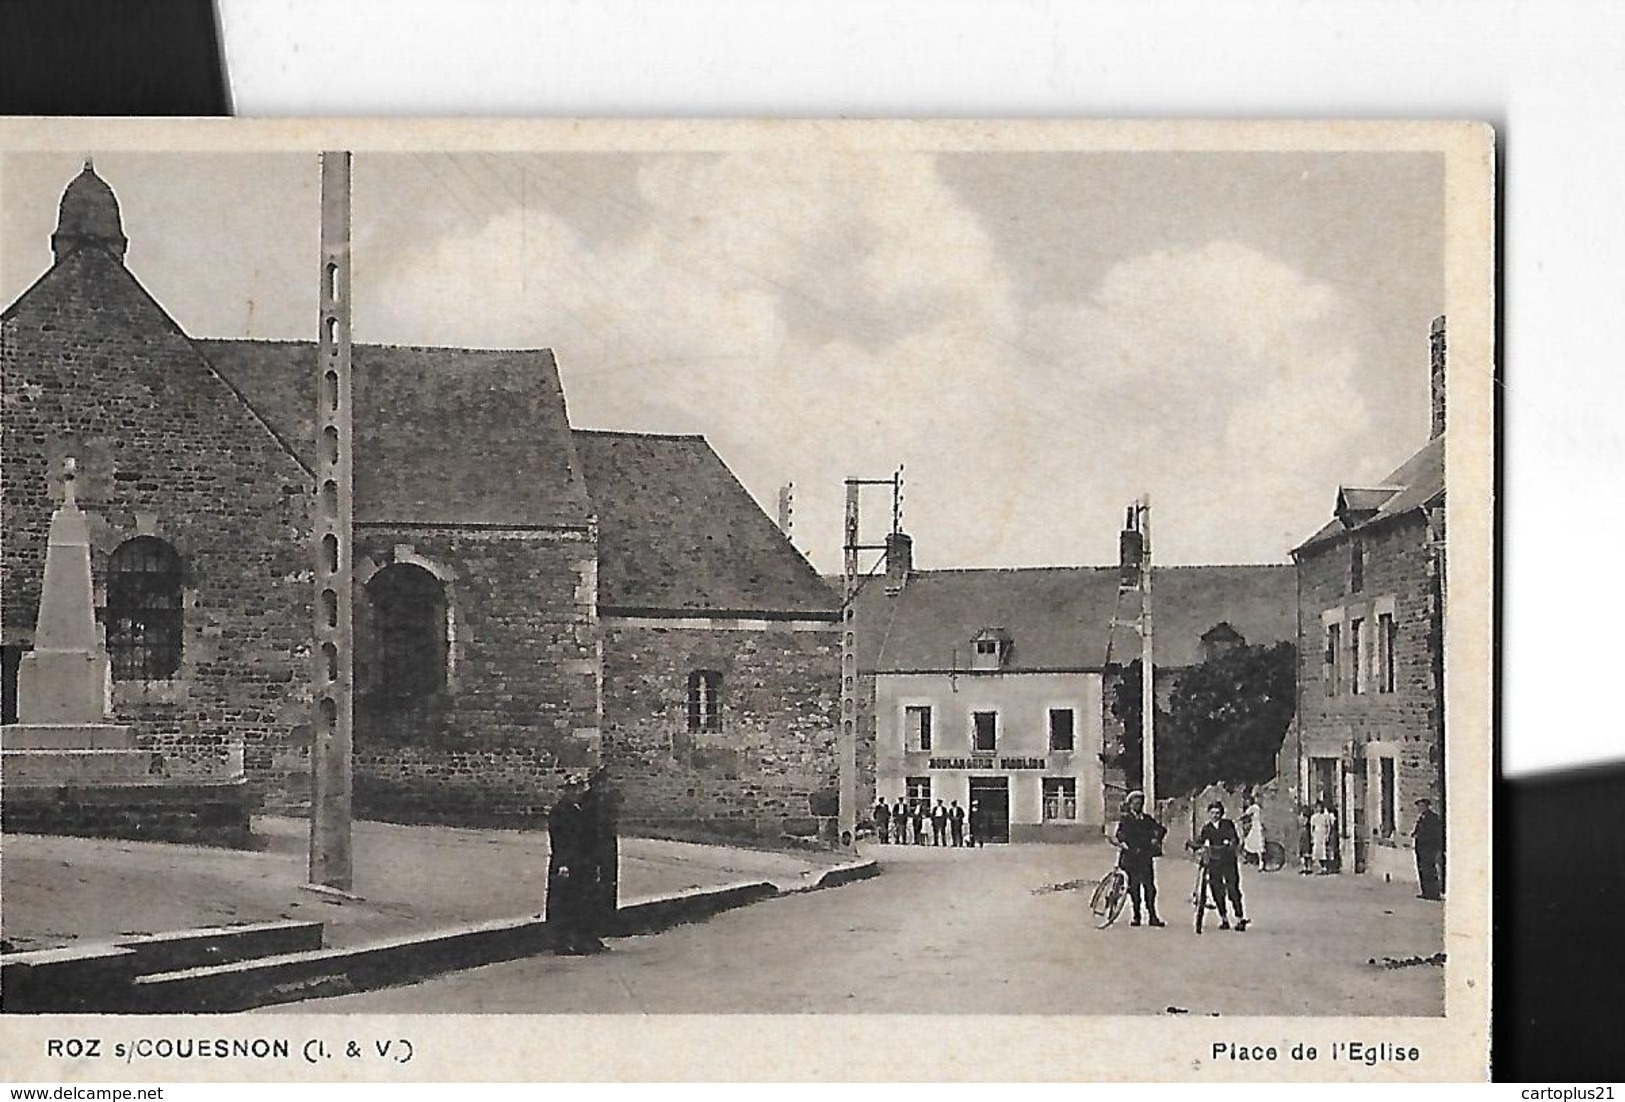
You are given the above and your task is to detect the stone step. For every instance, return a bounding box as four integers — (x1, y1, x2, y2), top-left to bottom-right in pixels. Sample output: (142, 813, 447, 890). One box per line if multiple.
(2, 748, 164, 787)
(1, 723, 135, 750)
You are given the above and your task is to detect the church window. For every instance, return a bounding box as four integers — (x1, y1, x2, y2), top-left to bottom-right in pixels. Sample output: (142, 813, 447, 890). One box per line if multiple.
(106, 537, 183, 681)
(687, 669, 723, 732)
(362, 563, 448, 702)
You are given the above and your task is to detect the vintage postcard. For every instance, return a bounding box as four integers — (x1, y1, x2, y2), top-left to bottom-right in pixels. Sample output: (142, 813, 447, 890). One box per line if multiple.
(0, 118, 1493, 1082)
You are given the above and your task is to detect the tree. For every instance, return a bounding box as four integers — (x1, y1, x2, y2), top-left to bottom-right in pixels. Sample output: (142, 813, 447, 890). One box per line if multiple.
(1108, 642, 1296, 797)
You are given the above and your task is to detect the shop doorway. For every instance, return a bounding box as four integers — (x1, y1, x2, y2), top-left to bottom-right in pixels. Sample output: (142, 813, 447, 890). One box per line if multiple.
(969, 776, 1010, 843)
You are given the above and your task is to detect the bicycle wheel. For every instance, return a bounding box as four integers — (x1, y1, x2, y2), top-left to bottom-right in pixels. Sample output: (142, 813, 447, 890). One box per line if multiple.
(1261, 840, 1287, 872)
(1193, 865, 1208, 933)
(1091, 869, 1128, 928)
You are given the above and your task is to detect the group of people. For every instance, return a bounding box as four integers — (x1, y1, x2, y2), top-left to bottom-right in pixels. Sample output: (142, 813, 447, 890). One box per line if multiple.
(1114, 789, 1446, 933)
(1296, 796, 1442, 897)
(544, 766, 621, 955)
(1111, 791, 1251, 932)
(872, 797, 985, 847)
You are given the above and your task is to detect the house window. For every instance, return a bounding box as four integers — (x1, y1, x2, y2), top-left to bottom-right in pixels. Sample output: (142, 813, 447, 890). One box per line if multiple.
(106, 537, 183, 681)
(1378, 756, 1397, 838)
(972, 710, 998, 753)
(1324, 623, 1342, 697)
(904, 705, 932, 751)
(1350, 538, 1365, 593)
(969, 629, 1010, 670)
(687, 669, 723, 733)
(1349, 617, 1365, 695)
(1043, 777, 1077, 821)
(1048, 708, 1075, 752)
(1378, 612, 1397, 693)
(1040, 780, 1079, 825)
(362, 563, 447, 702)
(906, 776, 932, 815)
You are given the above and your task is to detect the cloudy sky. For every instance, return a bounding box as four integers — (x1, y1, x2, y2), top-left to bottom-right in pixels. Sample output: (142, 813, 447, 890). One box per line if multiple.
(2, 147, 1442, 573)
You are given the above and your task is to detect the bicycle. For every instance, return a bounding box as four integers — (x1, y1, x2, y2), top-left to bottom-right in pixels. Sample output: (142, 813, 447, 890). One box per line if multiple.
(1191, 853, 1213, 934)
(1090, 865, 1130, 929)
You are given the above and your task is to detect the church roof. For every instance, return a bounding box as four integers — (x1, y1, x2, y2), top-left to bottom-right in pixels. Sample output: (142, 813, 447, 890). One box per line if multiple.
(198, 340, 592, 528)
(570, 430, 838, 618)
(847, 562, 1295, 673)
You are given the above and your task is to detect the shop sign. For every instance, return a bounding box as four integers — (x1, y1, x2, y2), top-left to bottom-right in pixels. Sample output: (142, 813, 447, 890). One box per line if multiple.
(927, 756, 1047, 770)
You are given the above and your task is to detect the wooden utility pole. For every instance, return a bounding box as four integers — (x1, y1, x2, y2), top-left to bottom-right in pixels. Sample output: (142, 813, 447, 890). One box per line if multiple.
(840, 481, 860, 846)
(309, 151, 355, 891)
(1138, 495, 1156, 807)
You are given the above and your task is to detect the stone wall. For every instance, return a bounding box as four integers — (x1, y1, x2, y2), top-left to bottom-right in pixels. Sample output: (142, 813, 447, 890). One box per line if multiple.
(1296, 509, 1445, 870)
(2, 249, 315, 809)
(600, 617, 839, 840)
(350, 526, 601, 826)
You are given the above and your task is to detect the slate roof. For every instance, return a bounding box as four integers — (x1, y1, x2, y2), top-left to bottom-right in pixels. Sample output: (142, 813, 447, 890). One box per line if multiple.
(849, 562, 1295, 674)
(1294, 433, 1446, 555)
(571, 429, 837, 618)
(197, 340, 592, 527)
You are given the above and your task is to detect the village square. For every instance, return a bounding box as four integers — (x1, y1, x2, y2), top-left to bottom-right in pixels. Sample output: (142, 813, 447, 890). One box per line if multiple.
(0, 146, 1453, 1016)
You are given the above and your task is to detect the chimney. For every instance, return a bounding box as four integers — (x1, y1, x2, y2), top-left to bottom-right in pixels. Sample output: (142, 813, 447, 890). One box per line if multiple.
(884, 531, 914, 594)
(1429, 315, 1446, 440)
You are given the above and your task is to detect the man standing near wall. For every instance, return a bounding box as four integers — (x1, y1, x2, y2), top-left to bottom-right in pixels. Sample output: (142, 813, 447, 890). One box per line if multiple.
(546, 777, 602, 955)
(585, 766, 621, 933)
(1412, 798, 1444, 900)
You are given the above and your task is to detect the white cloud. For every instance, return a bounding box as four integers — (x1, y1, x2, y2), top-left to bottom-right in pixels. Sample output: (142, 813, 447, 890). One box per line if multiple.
(358, 157, 1371, 572)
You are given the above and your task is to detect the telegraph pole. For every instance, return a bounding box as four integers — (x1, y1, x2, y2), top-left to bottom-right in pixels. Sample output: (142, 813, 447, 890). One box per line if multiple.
(1139, 495, 1156, 807)
(839, 467, 903, 847)
(309, 151, 355, 892)
(1118, 496, 1156, 806)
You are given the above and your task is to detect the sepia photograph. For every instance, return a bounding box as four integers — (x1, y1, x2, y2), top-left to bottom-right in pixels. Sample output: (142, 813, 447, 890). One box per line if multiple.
(0, 118, 1492, 1081)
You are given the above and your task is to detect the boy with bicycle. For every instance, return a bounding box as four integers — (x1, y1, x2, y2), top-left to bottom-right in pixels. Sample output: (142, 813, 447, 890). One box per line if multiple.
(1189, 800, 1250, 932)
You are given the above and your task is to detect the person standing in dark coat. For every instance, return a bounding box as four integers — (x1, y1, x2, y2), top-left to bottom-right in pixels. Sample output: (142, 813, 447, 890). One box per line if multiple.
(584, 766, 621, 936)
(949, 800, 966, 847)
(893, 797, 910, 844)
(1412, 798, 1445, 900)
(1190, 800, 1248, 932)
(546, 776, 601, 955)
(874, 798, 892, 844)
(968, 801, 986, 847)
(931, 799, 949, 846)
(1113, 790, 1166, 927)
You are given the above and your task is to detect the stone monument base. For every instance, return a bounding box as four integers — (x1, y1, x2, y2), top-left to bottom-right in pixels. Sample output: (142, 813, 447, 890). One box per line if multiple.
(1, 778, 257, 849)
(3, 723, 256, 848)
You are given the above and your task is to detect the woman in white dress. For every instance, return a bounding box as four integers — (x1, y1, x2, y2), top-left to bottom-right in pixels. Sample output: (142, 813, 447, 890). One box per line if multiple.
(1310, 800, 1337, 874)
(1241, 795, 1266, 866)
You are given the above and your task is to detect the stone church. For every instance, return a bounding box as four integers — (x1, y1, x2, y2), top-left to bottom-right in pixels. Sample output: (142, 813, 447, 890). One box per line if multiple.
(1, 162, 840, 842)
